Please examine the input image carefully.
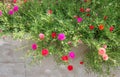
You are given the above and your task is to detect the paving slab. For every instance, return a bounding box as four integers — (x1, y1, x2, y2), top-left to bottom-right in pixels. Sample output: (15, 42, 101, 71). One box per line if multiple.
(0, 38, 30, 63)
(0, 63, 25, 77)
(0, 38, 120, 77)
(26, 56, 57, 77)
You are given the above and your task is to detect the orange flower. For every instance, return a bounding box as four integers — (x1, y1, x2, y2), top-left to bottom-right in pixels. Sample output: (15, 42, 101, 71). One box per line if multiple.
(98, 24, 104, 30)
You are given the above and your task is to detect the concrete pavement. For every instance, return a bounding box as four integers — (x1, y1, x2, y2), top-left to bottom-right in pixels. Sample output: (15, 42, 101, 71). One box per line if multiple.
(0, 38, 119, 77)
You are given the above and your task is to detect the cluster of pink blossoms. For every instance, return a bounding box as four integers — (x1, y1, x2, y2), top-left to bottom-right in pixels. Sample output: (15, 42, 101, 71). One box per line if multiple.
(8, 5, 19, 15)
(98, 45, 109, 61)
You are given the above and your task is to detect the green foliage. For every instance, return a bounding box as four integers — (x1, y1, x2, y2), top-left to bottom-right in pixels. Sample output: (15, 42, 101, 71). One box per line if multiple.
(0, 0, 120, 74)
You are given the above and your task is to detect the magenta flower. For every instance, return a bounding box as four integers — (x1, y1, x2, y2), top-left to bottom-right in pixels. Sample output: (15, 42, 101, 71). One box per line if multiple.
(77, 17, 83, 23)
(58, 33, 66, 41)
(13, 5, 19, 12)
(8, 10, 14, 15)
(69, 51, 75, 59)
(0, 10, 2, 16)
(31, 43, 37, 50)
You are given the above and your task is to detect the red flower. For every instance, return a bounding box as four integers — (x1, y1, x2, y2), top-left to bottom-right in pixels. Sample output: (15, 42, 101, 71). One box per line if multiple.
(51, 32, 57, 38)
(84, 0, 87, 2)
(80, 8, 85, 12)
(109, 26, 114, 32)
(62, 56, 68, 62)
(89, 25, 94, 30)
(67, 65, 73, 71)
(13, 0, 17, 3)
(47, 10, 52, 14)
(104, 16, 108, 20)
(80, 61, 84, 65)
(86, 14, 90, 16)
(42, 49, 49, 56)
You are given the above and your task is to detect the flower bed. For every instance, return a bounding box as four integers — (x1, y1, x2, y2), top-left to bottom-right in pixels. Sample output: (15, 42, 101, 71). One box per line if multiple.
(0, 0, 120, 74)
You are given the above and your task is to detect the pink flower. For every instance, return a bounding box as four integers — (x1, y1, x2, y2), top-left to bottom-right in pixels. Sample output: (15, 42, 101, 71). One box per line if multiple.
(103, 44, 107, 49)
(102, 54, 109, 61)
(13, 5, 19, 12)
(77, 17, 83, 23)
(69, 51, 75, 59)
(39, 33, 45, 40)
(8, 10, 14, 15)
(47, 10, 52, 14)
(58, 33, 66, 41)
(6, 4, 11, 9)
(98, 48, 106, 56)
(68, 41, 72, 45)
(31, 43, 37, 50)
(0, 10, 2, 16)
(85, 8, 91, 12)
